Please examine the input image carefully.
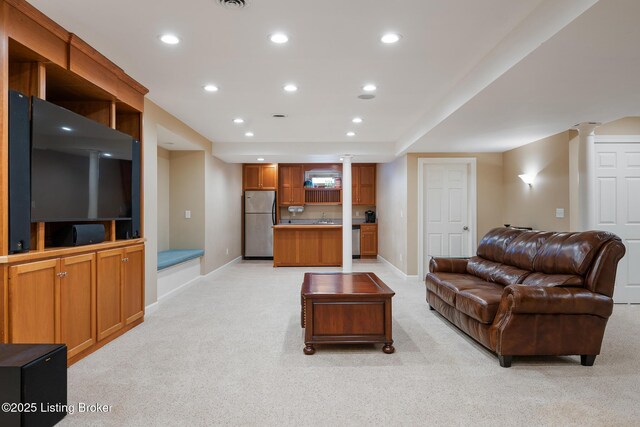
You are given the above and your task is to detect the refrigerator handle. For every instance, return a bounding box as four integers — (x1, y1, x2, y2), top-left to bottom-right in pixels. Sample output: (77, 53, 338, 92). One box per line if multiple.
(272, 196, 276, 225)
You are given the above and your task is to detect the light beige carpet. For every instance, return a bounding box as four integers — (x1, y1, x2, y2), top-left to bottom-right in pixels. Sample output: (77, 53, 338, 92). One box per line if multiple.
(60, 260, 640, 426)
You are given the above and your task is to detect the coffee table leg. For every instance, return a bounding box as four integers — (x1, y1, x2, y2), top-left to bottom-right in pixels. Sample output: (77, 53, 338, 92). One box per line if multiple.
(382, 342, 395, 354)
(304, 344, 316, 355)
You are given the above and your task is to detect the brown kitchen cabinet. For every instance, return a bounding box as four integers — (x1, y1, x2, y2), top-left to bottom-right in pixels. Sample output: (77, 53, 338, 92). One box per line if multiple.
(273, 225, 342, 267)
(7, 253, 96, 359)
(360, 224, 378, 257)
(279, 165, 305, 205)
(97, 245, 144, 342)
(244, 164, 278, 190)
(352, 164, 376, 205)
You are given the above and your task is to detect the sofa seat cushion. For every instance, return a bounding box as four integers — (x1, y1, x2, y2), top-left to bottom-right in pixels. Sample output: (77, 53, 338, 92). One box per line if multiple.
(455, 284, 505, 324)
(522, 272, 583, 287)
(426, 272, 494, 306)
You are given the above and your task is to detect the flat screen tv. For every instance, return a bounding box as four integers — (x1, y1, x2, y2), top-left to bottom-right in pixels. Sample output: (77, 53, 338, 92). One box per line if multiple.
(31, 97, 136, 222)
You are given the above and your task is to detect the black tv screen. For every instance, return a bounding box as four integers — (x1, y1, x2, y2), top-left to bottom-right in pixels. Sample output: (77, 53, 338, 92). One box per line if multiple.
(31, 97, 134, 222)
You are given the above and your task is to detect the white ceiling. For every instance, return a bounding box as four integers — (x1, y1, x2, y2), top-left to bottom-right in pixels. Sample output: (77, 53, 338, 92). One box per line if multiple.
(28, 0, 640, 163)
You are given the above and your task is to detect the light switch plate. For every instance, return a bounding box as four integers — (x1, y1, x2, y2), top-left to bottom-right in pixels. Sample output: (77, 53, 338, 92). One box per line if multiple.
(555, 208, 565, 219)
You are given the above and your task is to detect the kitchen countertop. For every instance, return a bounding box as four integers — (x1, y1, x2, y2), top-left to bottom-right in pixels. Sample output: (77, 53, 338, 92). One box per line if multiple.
(273, 224, 342, 229)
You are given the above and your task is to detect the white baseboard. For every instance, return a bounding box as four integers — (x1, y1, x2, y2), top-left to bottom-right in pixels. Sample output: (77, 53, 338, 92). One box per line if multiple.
(202, 256, 242, 278)
(377, 255, 420, 281)
(145, 301, 159, 316)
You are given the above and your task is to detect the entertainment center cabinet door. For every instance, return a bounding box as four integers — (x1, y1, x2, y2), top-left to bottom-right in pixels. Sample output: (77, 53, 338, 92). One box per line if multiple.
(8, 260, 59, 344)
(59, 253, 96, 358)
(97, 248, 124, 341)
(123, 245, 144, 325)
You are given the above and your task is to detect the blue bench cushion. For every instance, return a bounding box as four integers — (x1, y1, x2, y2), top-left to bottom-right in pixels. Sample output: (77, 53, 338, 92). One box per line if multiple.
(158, 249, 204, 270)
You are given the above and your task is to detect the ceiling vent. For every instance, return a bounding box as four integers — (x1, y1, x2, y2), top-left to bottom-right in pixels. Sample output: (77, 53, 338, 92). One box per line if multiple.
(217, 0, 248, 9)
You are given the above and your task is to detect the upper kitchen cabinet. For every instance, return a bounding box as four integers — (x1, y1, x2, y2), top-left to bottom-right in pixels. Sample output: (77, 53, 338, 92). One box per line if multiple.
(352, 164, 376, 205)
(279, 165, 305, 205)
(243, 164, 278, 190)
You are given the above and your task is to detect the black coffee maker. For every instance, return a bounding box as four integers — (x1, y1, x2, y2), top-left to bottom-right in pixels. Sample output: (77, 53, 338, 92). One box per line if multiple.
(365, 210, 376, 223)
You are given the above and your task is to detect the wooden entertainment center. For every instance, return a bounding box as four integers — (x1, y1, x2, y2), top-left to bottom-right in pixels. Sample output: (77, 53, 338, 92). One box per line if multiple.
(0, 0, 148, 365)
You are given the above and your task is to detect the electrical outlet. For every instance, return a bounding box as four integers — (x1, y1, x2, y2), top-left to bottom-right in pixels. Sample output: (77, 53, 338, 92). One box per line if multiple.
(356, 211, 360, 216)
(400, 209, 404, 218)
(226, 248, 229, 255)
(555, 208, 565, 219)
(185, 210, 191, 219)
(399, 253, 403, 262)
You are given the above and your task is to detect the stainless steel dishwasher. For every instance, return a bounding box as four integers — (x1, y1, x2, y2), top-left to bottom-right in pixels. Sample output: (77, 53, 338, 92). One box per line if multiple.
(352, 225, 360, 258)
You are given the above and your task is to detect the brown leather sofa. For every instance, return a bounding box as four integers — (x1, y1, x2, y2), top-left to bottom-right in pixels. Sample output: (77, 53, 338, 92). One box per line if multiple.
(425, 228, 625, 367)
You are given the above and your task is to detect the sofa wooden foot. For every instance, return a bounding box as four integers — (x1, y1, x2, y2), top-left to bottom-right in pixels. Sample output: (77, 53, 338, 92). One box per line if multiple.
(498, 355, 512, 368)
(428, 305, 435, 311)
(580, 355, 596, 366)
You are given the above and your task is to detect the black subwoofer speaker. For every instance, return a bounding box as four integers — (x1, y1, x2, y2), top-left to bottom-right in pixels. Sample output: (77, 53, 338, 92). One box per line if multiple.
(8, 90, 31, 253)
(54, 224, 105, 247)
(0, 344, 68, 427)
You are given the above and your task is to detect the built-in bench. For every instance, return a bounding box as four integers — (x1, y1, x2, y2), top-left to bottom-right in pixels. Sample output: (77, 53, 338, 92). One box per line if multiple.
(157, 249, 205, 302)
(158, 249, 205, 270)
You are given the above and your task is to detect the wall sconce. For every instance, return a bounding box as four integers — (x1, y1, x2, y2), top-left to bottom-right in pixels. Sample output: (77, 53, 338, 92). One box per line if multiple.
(518, 174, 536, 187)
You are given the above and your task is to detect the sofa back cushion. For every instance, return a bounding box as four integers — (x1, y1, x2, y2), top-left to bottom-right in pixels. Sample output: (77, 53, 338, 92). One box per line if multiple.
(467, 257, 530, 286)
(503, 231, 554, 270)
(476, 228, 524, 263)
(533, 231, 619, 276)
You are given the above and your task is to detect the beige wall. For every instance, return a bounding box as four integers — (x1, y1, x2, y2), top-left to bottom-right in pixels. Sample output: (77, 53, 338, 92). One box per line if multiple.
(377, 156, 408, 273)
(157, 147, 170, 251)
(203, 155, 243, 274)
(406, 153, 504, 276)
(169, 151, 205, 250)
(596, 117, 640, 135)
(143, 99, 242, 305)
(502, 131, 573, 231)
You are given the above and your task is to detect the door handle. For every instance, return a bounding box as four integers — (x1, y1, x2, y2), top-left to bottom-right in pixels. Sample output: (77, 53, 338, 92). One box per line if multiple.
(463, 226, 469, 231)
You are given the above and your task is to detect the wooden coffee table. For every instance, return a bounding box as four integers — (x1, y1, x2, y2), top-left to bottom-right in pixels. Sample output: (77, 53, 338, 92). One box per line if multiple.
(300, 272, 395, 355)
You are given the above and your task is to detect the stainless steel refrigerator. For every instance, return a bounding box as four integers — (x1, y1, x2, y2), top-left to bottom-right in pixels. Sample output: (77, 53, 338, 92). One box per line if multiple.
(244, 191, 276, 258)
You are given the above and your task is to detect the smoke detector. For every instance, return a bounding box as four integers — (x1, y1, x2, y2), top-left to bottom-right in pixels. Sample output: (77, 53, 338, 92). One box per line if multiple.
(217, 0, 248, 9)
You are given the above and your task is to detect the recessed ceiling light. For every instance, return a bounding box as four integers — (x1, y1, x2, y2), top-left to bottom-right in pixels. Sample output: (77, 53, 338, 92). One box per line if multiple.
(284, 84, 298, 92)
(233, 118, 245, 124)
(61, 126, 72, 132)
(245, 132, 254, 137)
(257, 158, 265, 161)
(346, 132, 355, 137)
(159, 34, 180, 45)
(381, 33, 401, 44)
(270, 33, 289, 44)
(352, 117, 363, 124)
(340, 157, 344, 161)
(103, 153, 112, 157)
(204, 84, 219, 92)
(362, 84, 377, 92)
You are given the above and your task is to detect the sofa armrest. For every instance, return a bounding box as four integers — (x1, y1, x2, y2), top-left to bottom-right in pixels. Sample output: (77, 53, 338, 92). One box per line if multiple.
(502, 285, 613, 319)
(429, 257, 469, 274)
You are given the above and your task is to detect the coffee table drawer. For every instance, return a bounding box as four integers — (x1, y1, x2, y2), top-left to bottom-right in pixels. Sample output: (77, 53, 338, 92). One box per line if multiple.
(312, 302, 385, 336)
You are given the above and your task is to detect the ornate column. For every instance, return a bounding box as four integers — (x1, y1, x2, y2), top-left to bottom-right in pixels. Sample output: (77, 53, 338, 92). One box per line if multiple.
(575, 122, 600, 231)
(342, 155, 353, 272)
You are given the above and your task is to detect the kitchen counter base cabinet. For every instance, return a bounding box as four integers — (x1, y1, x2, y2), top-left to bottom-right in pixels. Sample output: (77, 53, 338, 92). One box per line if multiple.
(273, 226, 342, 267)
(360, 224, 378, 257)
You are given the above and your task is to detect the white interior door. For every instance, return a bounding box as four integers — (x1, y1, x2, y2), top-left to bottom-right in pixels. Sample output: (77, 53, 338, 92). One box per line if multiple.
(423, 163, 471, 275)
(594, 142, 640, 303)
